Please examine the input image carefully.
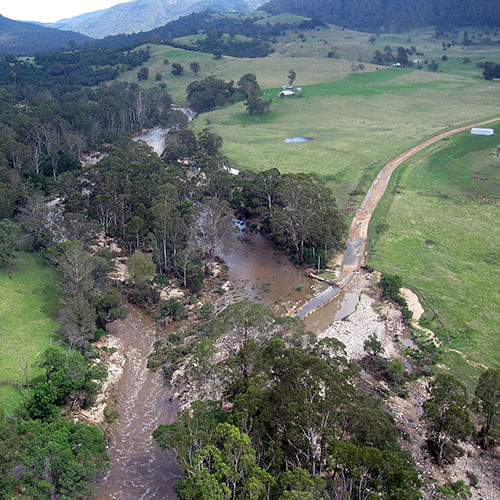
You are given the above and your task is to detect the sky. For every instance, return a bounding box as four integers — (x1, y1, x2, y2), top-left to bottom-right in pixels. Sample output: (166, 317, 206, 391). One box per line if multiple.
(1, 0, 127, 23)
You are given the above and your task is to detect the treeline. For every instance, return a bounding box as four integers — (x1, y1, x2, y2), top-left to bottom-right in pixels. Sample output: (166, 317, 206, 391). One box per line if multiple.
(262, 0, 500, 32)
(95, 10, 290, 50)
(169, 34, 273, 59)
(0, 47, 149, 91)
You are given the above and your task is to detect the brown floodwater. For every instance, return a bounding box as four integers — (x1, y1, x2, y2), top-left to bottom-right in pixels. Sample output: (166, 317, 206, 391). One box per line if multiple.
(95, 231, 361, 499)
(95, 306, 181, 500)
(220, 230, 315, 314)
(304, 290, 360, 333)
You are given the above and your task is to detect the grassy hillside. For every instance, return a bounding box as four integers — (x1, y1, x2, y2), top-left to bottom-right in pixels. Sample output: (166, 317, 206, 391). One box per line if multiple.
(193, 69, 500, 210)
(117, 43, 358, 102)
(368, 127, 500, 389)
(0, 254, 59, 411)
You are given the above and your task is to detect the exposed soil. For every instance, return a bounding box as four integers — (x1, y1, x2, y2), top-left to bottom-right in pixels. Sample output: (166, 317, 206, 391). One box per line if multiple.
(296, 116, 500, 317)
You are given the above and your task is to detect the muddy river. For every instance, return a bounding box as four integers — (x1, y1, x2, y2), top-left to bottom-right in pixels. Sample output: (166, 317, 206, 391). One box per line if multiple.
(96, 231, 358, 499)
(95, 307, 181, 500)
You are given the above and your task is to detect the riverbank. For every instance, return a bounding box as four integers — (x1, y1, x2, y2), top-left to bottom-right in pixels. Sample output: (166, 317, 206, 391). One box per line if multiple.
(93, 306, 181, 499)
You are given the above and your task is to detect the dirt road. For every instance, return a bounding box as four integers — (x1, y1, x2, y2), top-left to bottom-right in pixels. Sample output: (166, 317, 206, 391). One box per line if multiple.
(343, 116, 500, 277)
(297, 116, 500, 316)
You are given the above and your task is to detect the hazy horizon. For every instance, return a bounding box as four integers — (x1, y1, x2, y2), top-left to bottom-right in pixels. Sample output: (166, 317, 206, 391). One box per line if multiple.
(1, 0, 127, 23)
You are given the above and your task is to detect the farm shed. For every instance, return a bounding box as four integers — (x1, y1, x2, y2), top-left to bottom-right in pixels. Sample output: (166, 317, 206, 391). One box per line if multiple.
(278, 90, 295, 97)
(471, 128, 494, 136)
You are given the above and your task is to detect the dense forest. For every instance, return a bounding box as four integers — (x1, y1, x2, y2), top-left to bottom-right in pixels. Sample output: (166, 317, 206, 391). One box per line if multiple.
(262, 0, 500, 32)
(0, 14, 91, 56)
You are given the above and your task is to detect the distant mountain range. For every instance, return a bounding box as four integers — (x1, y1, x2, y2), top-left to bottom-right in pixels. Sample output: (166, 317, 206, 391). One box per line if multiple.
(262, 0, 500, 32)
(0, 14, 92, 55)
(49, 0, 265, 39)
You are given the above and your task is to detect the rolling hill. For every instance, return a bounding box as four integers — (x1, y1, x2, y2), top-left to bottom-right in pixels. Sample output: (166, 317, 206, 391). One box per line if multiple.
(50, 0, 265, 39)
(0, 14, 92, 55)
(261, 0, 500, 32)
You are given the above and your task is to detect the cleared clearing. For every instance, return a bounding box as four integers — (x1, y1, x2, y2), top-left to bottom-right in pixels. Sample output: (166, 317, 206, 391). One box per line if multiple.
(0, 254, 59, 410)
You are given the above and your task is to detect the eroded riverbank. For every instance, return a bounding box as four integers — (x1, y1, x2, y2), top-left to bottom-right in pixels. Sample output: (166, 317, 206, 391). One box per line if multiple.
(95, 306, 181, 500)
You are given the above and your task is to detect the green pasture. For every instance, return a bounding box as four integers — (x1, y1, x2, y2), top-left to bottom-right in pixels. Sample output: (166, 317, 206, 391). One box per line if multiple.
(368, 128, 500, 389)
(258, 13, 310, 24)
(0, 254, 59, 412)
(194, 69, 500, 210)
(118, 44, 361, 102)
(121, 21, 500, 102)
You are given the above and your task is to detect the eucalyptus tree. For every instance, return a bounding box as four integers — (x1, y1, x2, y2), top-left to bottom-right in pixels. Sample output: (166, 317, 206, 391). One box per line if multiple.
(474, 368, 500, 448)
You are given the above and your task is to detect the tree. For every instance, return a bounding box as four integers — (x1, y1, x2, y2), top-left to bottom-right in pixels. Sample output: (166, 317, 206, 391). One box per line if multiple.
(173, 423, 272, 500)
(483, 61, 500, 80)
(326, 440, 420, 499)
(193, 197, 234, 258)
(214, 300, 277, 353)
(154, 400, 226, 472)
(190, 61, 201, 75)
(16, 420, 108, 499)
(186, 77, 235, 113)
(57, 241, 95, 298)
(396, 46, 409, 65)
(171, 63, 184, 76)
(278, 468, 328, 499)
(137, 67, 149, 81)
(237, 73, 271, 116)
(151, 202, 187, 273)
(57, 241, 97, 350)
(0, 218, 19, 269)
(127, 250, 155, 285)
(58, 294, 97, 351)
(270, 174, 344, 263)
(423, 374, 472, 464)
(0, 408, 20, 494)
(288, 69, 296, 86)
(364, 332, 383, 356)
(474, 368, 500, 447)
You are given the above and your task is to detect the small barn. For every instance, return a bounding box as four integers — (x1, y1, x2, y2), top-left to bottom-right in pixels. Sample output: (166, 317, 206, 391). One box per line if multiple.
(278, 90, 295, 97)
(471, 128, 494, 136)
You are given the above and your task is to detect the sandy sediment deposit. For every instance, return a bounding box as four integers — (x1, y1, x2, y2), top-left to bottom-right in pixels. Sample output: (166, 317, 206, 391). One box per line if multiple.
(318, 292, 399, 360)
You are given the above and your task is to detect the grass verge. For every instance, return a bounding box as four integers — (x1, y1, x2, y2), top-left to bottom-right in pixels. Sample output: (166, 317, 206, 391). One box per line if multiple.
(368, 126, 500, 390)
(0, 254, 59, 411)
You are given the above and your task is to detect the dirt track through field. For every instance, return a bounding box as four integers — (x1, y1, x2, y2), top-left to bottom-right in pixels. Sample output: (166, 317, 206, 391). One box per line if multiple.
(297, 116, 500, 317)
(344, 116, 500, 272)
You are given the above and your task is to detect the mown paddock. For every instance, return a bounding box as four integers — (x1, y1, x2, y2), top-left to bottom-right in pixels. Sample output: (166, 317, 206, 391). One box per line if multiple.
(368, 126, 500, 390)
(0, 254, 59, 410)
(192, 69, 500, 211)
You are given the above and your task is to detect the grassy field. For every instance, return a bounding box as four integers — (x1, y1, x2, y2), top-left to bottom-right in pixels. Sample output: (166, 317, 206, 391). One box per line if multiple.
(193, 69, 500, 210)
(0, 254, 59, 411)
(118, 22, 500, 384)
(117, 44, 359, 103)
(368, 127, 500, 389)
